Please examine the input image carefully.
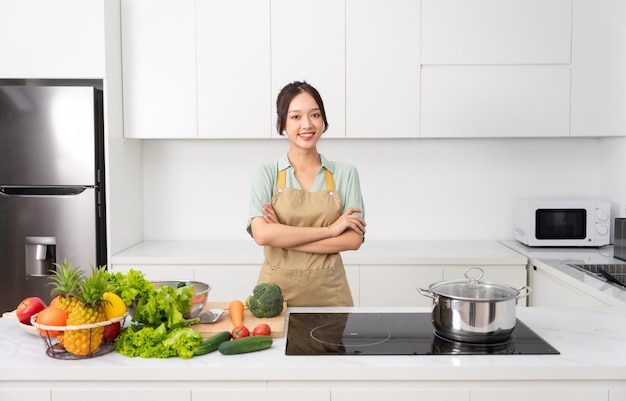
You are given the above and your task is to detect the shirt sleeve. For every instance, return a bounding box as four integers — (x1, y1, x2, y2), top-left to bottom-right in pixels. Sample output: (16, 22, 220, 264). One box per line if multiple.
(337, 164, 365, 220)
(246, 162, 277, 237)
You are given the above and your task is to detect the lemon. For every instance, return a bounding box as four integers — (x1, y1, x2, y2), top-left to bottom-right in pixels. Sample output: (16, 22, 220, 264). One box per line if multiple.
(102, 292, 127, 319)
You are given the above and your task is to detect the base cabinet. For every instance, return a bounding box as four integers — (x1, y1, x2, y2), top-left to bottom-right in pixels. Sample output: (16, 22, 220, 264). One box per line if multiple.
(528, 264, 623, 307)
(470, 388, 607, 401)
(111, 263, 527, 307)
(193, 390, 329, 401)
(333, 389, 467, 401)
(51, 389, 188, 401)
(0, 390, 50, 401)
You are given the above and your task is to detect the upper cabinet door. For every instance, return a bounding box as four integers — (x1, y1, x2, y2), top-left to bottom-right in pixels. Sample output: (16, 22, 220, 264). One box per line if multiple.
(421, 0, 572, 65)
(421, 65, 571, 138)
(121, 0, 197, 138)
(271, 0, 346, 138)
(346, 0, 421, 138)
(0, 0, 106, 78)
(196, 0, 271, 139)
(571, 0, 626, 137)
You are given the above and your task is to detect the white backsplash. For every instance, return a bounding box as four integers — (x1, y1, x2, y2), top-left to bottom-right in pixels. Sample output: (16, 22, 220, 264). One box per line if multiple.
(141, 137, 626, 242)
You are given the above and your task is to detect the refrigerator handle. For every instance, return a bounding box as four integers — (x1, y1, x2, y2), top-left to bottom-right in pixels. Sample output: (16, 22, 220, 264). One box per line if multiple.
(0, 186, 88, 196)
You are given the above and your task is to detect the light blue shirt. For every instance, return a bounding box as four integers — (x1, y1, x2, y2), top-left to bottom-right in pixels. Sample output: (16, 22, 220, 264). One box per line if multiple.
(246, 154, 365, 237)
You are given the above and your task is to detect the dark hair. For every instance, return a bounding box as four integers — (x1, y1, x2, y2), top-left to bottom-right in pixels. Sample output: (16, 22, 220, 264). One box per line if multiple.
(276, 81, 329, 135)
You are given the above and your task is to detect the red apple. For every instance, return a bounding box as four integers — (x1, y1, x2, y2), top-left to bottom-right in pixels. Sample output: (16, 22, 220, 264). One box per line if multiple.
(16, 297, 47, 325)
(103, 322, 121, 341)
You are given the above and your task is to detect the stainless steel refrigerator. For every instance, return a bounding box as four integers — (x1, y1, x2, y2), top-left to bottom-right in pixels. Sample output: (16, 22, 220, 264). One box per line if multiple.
(0, 80, 107, 313)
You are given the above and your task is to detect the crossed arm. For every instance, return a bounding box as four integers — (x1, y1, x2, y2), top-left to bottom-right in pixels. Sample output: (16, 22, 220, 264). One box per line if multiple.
(250, 203, 366, 254)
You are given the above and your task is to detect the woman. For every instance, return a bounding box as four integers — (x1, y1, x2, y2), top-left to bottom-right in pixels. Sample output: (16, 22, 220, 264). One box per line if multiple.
(246, 81, 366, 307)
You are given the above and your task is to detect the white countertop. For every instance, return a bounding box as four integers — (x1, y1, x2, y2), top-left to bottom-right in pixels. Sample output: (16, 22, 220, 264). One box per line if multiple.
(500, 240, 626, 304)
(1, 306, 625, 384)
(111, 240, 528, 265)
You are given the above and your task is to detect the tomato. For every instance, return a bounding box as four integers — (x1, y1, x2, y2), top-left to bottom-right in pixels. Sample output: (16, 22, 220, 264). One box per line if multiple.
(103, 322, 121, 341)
(231, 325, 250, 339)
(252, 323, 271, 336)
(34, 306, 67, 338)
(16, 297, 46, 325)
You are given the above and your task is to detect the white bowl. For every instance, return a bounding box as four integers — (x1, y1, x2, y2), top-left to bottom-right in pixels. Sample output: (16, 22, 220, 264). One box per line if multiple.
(2, 310, 39, 336)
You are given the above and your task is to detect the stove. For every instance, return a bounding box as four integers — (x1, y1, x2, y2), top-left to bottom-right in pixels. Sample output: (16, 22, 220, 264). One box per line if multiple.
(285, 312, 559, 355)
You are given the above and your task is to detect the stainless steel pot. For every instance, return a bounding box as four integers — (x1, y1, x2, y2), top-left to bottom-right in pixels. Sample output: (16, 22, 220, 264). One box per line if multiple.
(418, 267, 531, 343)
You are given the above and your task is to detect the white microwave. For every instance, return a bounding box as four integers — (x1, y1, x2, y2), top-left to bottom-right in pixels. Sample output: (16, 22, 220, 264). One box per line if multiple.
(514, 199, 611, 247)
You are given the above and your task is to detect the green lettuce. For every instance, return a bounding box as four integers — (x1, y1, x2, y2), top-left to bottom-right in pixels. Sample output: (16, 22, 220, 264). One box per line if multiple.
(114, 324, 204, 359)
(132, 285, 193, 329)
(106, 269, 154, 307)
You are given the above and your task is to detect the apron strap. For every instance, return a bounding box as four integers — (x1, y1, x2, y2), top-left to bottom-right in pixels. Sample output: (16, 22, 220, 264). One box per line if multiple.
(276, 168, 335, 190)
(277, 169, 287, 188)
(324, 168, 335, 191)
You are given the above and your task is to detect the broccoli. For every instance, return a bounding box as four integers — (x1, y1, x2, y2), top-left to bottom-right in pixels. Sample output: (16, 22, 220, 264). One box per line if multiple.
(245, 283, 285, 318)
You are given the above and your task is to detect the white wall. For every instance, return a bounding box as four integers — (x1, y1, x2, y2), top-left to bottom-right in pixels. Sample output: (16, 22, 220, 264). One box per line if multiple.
(141, 136, 626, 242)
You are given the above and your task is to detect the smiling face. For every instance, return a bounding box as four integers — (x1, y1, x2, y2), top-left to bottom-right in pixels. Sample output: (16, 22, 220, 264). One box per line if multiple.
(284, 92, 325, 151)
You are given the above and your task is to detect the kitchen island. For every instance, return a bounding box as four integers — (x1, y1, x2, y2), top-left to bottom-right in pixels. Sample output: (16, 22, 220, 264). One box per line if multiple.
(1, 306, 625, 401)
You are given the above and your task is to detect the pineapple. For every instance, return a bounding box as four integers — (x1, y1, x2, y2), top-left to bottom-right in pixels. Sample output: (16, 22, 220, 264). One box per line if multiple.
(63, 266, 110, 356)
(48, 260, 84, 314)
(47, 260, 84, 344)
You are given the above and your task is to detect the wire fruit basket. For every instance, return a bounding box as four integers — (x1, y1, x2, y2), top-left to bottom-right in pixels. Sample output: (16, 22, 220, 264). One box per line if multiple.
(31, 313, 128, 360)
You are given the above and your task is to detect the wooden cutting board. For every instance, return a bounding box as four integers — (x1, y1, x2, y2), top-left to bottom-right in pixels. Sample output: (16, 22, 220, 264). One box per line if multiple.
(190, 301, 287, 338)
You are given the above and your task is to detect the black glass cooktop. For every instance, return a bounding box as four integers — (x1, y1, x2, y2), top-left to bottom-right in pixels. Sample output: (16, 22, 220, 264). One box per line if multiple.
(285, 313, 560, 355)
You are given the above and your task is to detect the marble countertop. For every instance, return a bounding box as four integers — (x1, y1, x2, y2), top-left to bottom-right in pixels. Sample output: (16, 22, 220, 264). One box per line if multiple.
(111, 240, 528, 266)
(500, 241, 626, 304)
(1, 306, 625, 383)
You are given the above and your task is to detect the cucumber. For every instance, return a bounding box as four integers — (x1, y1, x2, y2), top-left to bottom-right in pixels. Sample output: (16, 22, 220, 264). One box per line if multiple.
(193, 331, 232, 356)
(218, 335, 273, 355)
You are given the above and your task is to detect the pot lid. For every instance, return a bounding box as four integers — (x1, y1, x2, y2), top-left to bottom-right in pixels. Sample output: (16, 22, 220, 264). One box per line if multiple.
(429, 267, 520, 301)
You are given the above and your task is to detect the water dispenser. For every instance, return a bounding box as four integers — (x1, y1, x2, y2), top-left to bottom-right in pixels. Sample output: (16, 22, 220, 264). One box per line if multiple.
(24, 236, 56, 279)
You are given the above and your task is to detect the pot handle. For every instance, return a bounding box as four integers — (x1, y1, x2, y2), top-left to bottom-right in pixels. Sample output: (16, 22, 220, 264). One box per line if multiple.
(516, 286, 532, 301)
(417, 287, 438, 304)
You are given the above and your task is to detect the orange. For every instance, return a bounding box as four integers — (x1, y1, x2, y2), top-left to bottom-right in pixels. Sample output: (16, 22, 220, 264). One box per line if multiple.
(35, 306, 67, 338)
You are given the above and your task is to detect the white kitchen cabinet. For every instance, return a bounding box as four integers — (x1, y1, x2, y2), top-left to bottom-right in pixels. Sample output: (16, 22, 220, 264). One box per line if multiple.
(112, 263, 360, 305)
(0, 0, 107, 79)
(360, 265, 443, 307)
(333, 389, 468, 401)
(345, 0, 421, 138)
(421, 65, 571, 138)
(0, 390, 49, 401)
(571, 0, 626, 137)
(360, 264, 528, 307)
(193, 265, 260, 301)
(196, 0, 271, 138)
(421, 0, 572, 65)
(111, 264, 195, 281)
(121, 0, 197, 139)
(193, 389, 329, 401)
(470, 388, 607, 401)
(270, 0, 345, 138)
(528, 264, 620, 307)
(345, 264, 360, 306)
(52, 389, 189, 401)
(610, 388, 626, 401)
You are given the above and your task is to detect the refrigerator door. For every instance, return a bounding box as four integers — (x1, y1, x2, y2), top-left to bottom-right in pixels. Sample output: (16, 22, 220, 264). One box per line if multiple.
(0, 188, 98, 313)
(0, 85, 97, 186)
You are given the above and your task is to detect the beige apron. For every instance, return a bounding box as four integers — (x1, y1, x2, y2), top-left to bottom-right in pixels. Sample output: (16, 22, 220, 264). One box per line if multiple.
(257, 168, 354, 307)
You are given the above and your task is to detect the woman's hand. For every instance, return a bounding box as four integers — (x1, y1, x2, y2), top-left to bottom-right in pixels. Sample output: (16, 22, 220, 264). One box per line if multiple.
(329, 207, 366, 237)
(262, 202, 279, 224)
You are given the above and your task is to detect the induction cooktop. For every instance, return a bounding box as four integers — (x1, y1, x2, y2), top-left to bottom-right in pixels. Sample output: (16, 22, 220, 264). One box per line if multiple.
(285, 312, 560, 355)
